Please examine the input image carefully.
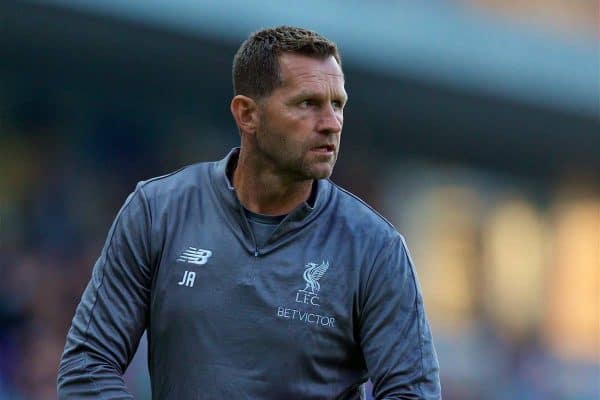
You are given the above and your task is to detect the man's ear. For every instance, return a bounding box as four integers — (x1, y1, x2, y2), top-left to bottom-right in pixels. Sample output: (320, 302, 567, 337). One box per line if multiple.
(230, 95, 260, 135)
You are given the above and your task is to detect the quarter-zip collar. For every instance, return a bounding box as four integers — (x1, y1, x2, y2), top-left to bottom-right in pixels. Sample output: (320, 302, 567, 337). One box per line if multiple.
(208, 147, 333, 256)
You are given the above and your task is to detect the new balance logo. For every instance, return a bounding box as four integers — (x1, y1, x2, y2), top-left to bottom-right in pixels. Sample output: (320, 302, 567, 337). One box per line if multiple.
(177, 247, 213, 265)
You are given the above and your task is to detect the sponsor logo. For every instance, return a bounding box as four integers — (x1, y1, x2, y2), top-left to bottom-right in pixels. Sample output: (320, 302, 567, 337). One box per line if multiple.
(276, 260, 335, 328)
(176, 246, 212, 288)
(177, 247, 212, 265)
(277, 306, 335, 328)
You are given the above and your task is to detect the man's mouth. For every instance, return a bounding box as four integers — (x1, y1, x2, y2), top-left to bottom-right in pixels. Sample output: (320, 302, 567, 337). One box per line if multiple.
(311, 144, 335, 153)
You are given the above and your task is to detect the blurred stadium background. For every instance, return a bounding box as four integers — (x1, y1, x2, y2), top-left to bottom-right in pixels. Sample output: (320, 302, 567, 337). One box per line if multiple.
(0, 0, 598, 399)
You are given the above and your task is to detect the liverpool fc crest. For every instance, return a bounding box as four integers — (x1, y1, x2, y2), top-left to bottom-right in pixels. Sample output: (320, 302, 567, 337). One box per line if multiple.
(296, 261, 329, 306)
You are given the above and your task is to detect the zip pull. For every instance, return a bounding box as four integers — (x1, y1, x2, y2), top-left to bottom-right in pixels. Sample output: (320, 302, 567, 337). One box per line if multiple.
(254, 249, 259, 257)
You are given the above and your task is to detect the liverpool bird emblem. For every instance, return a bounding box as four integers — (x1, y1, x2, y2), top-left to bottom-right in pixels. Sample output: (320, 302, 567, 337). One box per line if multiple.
(302, 261, 329, 294)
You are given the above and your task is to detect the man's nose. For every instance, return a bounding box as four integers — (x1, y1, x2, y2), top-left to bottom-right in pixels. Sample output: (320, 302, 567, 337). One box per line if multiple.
(317, 104, 342, 134)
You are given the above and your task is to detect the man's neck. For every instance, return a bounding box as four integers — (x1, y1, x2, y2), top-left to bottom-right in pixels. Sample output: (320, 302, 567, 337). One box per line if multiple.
(231, 149, 313, 216)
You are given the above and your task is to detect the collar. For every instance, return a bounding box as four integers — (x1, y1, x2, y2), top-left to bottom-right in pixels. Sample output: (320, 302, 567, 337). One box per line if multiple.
(209, 147, 333, 255)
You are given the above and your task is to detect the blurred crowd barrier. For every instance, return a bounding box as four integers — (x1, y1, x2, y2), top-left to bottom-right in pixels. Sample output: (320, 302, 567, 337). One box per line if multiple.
(382, 163, 599, 399)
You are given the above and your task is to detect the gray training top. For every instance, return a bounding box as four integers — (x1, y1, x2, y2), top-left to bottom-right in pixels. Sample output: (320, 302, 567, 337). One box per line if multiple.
(58, 148, 441, 399)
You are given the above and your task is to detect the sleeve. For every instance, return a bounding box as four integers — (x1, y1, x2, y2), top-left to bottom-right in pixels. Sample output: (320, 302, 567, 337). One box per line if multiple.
(359, 235, 441, 400)
(57, 183, 153, 399)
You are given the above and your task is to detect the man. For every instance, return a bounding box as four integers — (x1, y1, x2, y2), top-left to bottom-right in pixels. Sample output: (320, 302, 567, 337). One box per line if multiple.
(58, 26, 441, 399)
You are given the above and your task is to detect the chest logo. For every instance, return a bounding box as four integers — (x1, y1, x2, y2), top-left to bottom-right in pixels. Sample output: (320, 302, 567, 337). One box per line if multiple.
(177, 246, 213, 265)
(295, 261, 329, 307)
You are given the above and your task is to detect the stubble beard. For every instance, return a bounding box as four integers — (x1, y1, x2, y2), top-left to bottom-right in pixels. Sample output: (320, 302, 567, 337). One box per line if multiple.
(254, 125, 337, 182)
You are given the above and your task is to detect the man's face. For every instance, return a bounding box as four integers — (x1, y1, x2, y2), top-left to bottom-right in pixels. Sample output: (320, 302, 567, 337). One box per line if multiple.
(254, 53, 347, 181)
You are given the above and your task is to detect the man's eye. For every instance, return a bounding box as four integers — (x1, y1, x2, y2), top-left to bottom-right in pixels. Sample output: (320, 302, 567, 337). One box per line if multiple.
(332, 101, 343, 110)
(300, 100, 313, 108)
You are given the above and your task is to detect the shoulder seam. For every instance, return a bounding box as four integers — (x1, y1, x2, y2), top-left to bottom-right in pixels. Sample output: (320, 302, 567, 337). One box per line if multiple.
(137, 162, 209, 188)
(330, 181, 398, 231)
(79, 187, 143, 390)
(400, 238, 427, 398)
(136, 185, 153, 269)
